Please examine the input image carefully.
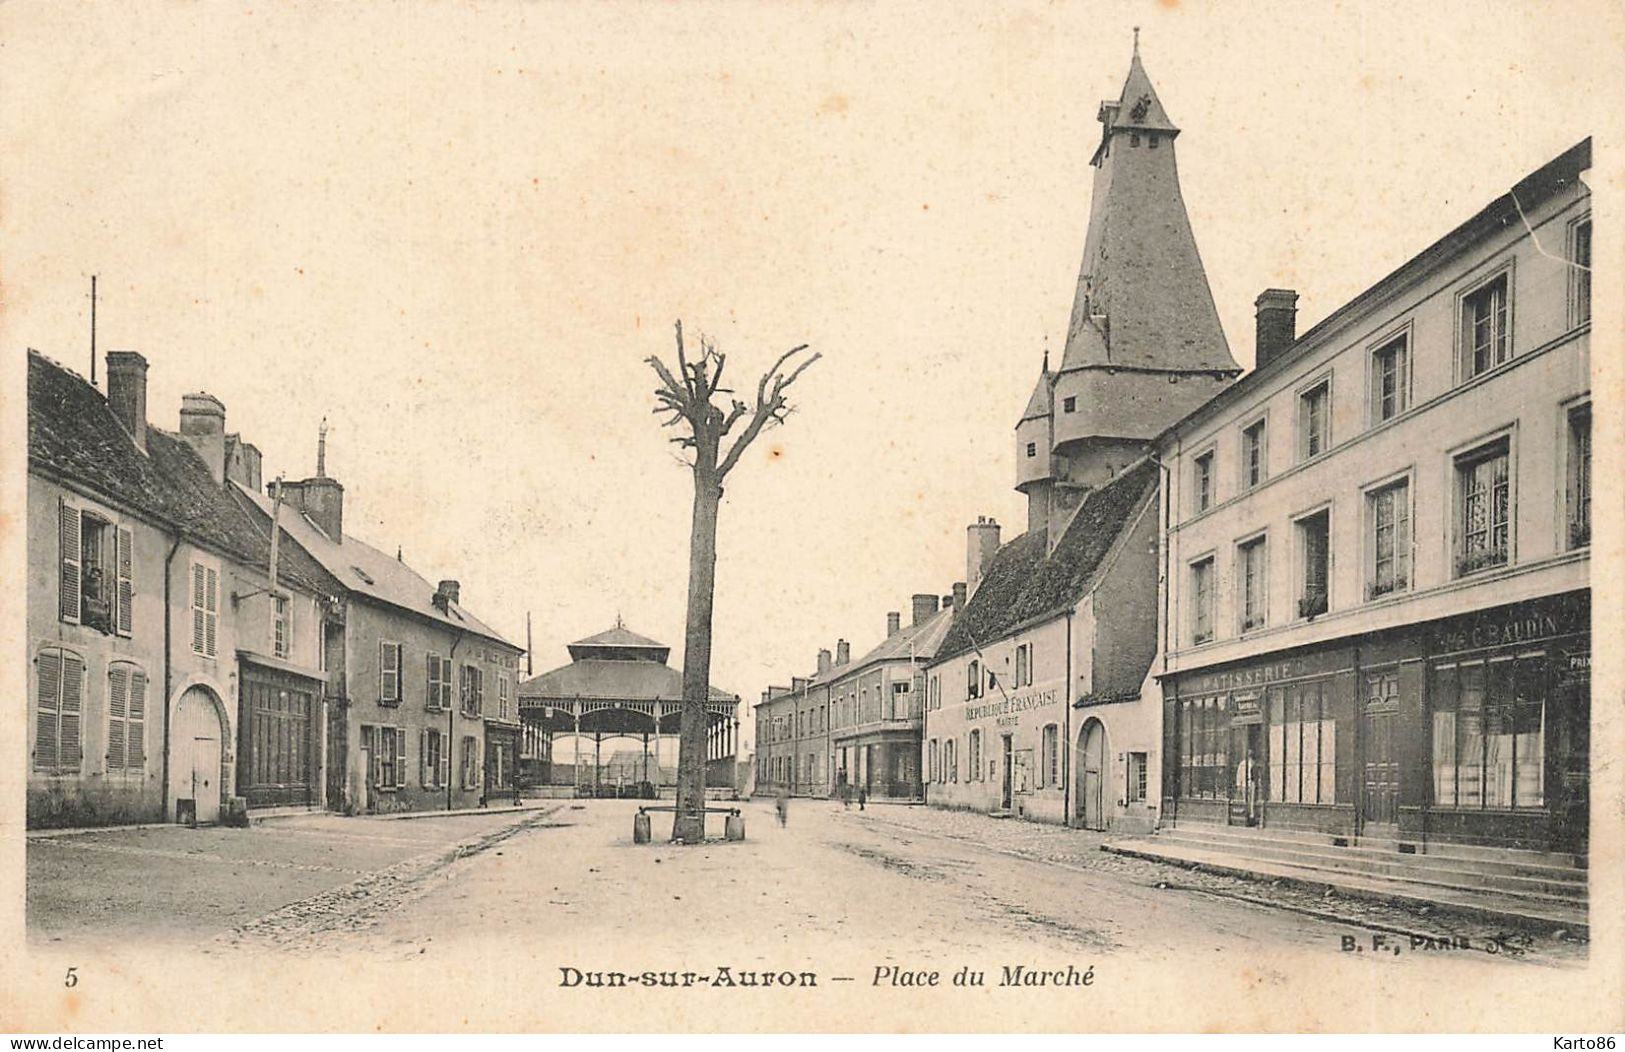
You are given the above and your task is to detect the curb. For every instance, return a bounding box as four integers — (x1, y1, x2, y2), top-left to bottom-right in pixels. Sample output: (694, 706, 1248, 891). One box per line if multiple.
(1101, 841, 1588, 940)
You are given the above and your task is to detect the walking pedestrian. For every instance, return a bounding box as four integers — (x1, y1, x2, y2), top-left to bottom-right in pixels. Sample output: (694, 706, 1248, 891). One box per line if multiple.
(775, 785, 790, 828)
(857, 785, 867, 811)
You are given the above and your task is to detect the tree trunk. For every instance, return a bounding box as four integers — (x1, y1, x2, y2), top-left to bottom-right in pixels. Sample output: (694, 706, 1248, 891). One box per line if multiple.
(672, 465, 722, 844)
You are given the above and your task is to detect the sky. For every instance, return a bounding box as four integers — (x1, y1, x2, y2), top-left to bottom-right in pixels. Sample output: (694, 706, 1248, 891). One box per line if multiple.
(4, 1, 1618, 758)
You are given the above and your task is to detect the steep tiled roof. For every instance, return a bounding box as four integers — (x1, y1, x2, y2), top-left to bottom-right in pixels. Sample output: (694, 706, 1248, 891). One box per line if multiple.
(517, 658, 736, 703)
(233, 482, 518, 649)
(28, 350, 334, 596)
(934, 457, 1158, 662)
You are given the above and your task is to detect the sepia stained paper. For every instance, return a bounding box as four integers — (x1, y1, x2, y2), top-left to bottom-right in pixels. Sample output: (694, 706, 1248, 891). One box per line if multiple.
(1, 0, 1623, 1034)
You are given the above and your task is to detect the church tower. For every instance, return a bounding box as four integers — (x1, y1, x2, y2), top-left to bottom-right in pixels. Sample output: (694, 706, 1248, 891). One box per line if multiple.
(1017, 38, 1241, 543)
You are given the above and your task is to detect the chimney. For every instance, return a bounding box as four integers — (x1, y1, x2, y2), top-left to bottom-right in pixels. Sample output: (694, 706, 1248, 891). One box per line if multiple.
(1254, 288, 1299, 370)
(911, 593, 940, 626)
(967, 516, 1002, 595)
(887, 611, 901, 637)
(836, 639, 851, 666)
(105, 351, 148, 453)
(434, 579, 460, 612)
(817, 649, 833, 674)
(301, 476, 344, 542)
(179, 392, 227, 485)
(942, 592, 955, 611)
(791, 676, 809, 693)
(952, 581, 967, 612)
(225, 435, 263, 492)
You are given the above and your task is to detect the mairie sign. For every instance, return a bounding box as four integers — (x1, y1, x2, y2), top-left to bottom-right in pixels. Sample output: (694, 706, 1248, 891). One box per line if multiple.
(965, 687, 1059, 723)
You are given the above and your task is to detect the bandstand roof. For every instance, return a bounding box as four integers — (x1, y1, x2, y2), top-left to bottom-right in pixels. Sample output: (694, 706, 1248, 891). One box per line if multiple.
(519, 658, 736, 704)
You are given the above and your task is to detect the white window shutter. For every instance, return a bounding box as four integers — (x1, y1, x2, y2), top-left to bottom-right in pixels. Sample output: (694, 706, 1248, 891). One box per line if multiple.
(59, 651, 84, 769)
(439, 739, 450, 790)
(395, 727, 406, 788)
(420, 728, 429, 786)
(35, 650, 61, 770)
(191, 565, 206, 653)
(129, 669, 147, 768)
(204, 568, 219, 656)
(59, 501, 81, 625)
(108, 665, 128, 769)
(115, 526, 134, 637)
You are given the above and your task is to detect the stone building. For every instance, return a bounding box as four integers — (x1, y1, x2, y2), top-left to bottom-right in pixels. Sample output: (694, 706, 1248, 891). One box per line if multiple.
(1153, 138, 1592, 860)
(27, 350, 336, 827)
(923, 43, 1238, 831)
(233, 433, 523, 814)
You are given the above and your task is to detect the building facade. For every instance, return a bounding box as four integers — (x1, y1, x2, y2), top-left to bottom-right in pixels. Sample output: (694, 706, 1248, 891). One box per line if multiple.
(234, 452, 524, 815)
(1154, 139, 1592, 856)
(27, 350, 335, 827)
(922, 45, 1238, 833)
(752, 668, 831, 798)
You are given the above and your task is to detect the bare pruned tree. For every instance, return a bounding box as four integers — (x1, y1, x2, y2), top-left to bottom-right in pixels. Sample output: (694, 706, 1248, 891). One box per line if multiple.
(649, 320, 819, 843)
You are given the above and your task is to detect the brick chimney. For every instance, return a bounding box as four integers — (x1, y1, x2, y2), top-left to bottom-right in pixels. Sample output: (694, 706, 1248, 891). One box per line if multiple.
(942, 592, 955, 611)
(1255, 289, 1299, 370)
(817, 649, 832, 674)
(179, 393, 227, 484)
(912, 593, 940, 626)
(952, 581, 967, 613)
(967, 516, 1002, 595)
(105, 351, 148, 453)
(434, 579, 460, 612)
(886, 611, 901, 637)
(836, 639, 851, 666)
(791, 676, 809, 693)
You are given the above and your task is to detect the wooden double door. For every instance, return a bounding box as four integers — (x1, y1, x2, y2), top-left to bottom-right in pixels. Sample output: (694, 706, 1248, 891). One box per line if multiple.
(240, 668, 321, 808)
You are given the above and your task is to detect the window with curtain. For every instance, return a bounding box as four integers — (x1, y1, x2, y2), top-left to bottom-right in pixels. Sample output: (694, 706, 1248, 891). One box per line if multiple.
(1267, 681, 1337, 805)
(1432, 655, 1545, 809)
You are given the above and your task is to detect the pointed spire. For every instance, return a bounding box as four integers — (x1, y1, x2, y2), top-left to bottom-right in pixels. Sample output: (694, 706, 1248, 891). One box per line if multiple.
(1019, 344, 1054, 425)
(1113, 34, 1177, 134)
(1132, 25, 1140, 58)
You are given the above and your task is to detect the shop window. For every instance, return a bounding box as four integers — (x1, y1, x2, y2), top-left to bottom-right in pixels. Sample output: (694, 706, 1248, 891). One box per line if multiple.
(1237, 536, 1268, 633)
(1455, 438, 1511, 577)
(1432, 655, 1545, 809)
(1194, 449, 1215, 513)
(1241, 418, 1267, 489)
(1298, 378, 1331, 461)
(1567, 404, 1591, 550)
(1297, 512, 1329, 619)
(1177, 696, 1224, 799)
(1370, 333, 1410, 424)
(1460, 271, 1511, 381)
(1127, 752, 1148, 803)
(1268, 682, 1336, 805)
(968, 730, 982, 781)
(1367, 479, 1411, 598)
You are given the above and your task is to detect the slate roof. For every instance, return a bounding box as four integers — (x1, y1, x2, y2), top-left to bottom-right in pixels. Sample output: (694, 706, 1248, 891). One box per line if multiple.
(233, 482, 518, 649)
(1018, 360, 1053, 424)
(572, 625, 665, 650)
(28, 350, 335, 596)
(1109, 51, 1179, 134)
(934, 457, 1159, 663)
(834, 605, 956, 681)
(517, 658, 737, 703)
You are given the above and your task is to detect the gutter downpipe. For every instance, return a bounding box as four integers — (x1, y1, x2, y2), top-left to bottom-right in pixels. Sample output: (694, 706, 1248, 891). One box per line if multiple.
(1063, 608, 1073, 827)
(160, 529, 183, 822)
(1156, 439, 1176, 826)
(447, 628, 466, 811)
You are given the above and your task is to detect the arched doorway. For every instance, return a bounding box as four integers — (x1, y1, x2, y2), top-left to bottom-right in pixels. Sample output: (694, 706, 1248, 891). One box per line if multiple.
(1077, 718, 1107, 831)
(172, 685, 226, 824)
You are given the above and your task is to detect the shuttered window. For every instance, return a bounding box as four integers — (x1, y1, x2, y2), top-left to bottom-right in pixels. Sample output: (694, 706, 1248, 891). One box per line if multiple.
(115, 526, 134, 636)
(394, 726, 407, 789)
(107, 662, 148, 770)
(34, 647, 85, 772)
(59, 501, 82, 624)
(426, 654, 452, 710)
(460, 665, 483, 717)
(191, 563, 219, 657)
(379, 642, 402, 704)
(461, 736, 480, 789)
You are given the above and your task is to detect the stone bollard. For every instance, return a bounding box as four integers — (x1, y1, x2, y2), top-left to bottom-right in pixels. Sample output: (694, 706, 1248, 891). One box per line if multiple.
(633, 811, 652, 844)
(725, 813, 745, 841)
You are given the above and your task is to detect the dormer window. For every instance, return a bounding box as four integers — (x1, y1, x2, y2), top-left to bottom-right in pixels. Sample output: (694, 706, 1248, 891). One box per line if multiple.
(1063, 396, 1077, 413)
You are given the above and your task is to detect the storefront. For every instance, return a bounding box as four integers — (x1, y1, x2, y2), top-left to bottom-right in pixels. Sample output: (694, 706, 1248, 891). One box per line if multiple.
(834, 730, 921, 800)
(484, 723, 521, 803)
(238, 657, 324, 809)
(1162, 592, 1588, 855)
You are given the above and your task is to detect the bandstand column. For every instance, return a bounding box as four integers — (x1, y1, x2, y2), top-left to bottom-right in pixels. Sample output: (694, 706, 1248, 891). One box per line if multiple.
(572, 704, 582, 792)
